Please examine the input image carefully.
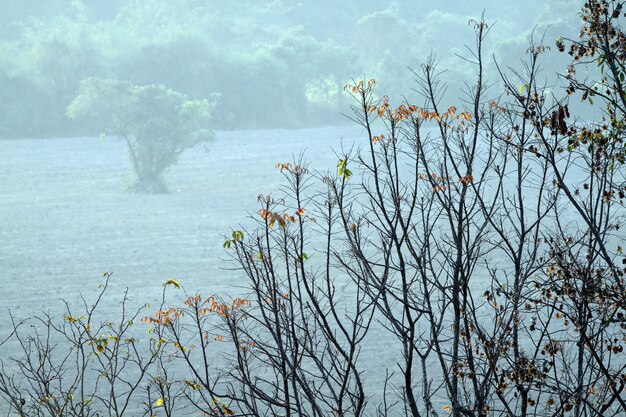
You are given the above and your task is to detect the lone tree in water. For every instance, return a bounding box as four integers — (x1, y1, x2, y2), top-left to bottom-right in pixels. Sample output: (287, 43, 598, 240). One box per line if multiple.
(68, 78, 217, 192)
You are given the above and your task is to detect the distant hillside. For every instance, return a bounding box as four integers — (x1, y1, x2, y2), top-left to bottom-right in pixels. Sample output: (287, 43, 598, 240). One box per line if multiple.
(0, 0, 580, 138)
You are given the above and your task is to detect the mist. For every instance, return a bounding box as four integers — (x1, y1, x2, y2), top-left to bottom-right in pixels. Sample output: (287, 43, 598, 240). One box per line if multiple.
(4, 1, 625, 416)
(0, 0, 581, 138)
(0, 0, 584, 307)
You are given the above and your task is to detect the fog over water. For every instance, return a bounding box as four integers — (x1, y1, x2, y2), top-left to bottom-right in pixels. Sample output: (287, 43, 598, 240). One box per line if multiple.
(0, 0, 584, 337)
(0, 127, 363, 314)
(0, 0, 582, 138)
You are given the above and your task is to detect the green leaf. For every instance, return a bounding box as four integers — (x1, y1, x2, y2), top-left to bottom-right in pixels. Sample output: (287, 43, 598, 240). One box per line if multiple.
(589, 97, 594, 105)
(518, 84, 524, 94)
(163, 279, 181, 289)
(337, 159, 347, 177)
(337, 159, 352, 179)
(223, 240, 231, 249)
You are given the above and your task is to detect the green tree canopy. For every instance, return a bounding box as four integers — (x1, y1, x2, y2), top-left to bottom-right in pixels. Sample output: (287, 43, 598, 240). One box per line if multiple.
(67, 77, 218, 192)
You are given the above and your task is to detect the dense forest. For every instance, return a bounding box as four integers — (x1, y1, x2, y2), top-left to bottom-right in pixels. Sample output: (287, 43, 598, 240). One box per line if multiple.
(0, 0, 577, 139)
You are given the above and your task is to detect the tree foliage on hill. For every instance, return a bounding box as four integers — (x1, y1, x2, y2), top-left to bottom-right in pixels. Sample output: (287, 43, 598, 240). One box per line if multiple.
(0, 0, 564, 139)
(67, 78, 217, 192)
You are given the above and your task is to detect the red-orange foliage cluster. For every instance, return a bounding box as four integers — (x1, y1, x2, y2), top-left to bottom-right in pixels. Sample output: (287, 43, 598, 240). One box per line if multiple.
(366, 99, 473, 124)
(275, 162, 307, 174)
(258, 208, 299, 228)
(141, 307, 182, 326)
(458, 174, 474, 185)
(142, 296, 251, 325)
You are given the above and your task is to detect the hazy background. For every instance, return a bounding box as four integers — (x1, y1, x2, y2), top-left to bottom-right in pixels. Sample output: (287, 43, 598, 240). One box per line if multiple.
(0, 1, 589, 412)
(0, 0, 585, 325)
(0, 0, 581, 139)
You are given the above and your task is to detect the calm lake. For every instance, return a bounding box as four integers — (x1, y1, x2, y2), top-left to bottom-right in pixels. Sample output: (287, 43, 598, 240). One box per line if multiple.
(0, 126, 413, 413)
(0, 125, 592, 414)
(0, 127, 364, 320)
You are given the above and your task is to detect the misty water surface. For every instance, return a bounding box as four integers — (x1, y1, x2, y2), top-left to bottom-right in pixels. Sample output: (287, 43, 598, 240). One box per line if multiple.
(0, 127, 366, 318)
